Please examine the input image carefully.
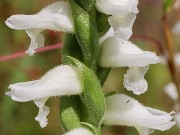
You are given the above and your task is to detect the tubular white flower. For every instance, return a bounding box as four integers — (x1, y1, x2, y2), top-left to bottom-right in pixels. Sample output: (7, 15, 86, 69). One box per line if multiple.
(6, 65, 82, 127)
(64, 128, 93, 135)
(108, 13, 136, 40)
(99, 37, 160, 94)
(96, 0, 139, 16)
(5, 1, 73, 56)
(103, 94, 176, 135)
(99, 37, 160, 67)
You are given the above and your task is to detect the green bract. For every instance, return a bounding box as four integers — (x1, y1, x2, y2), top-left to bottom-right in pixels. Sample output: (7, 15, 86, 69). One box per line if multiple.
(67, 56, 106, 127)
(69, 0, 99, 72)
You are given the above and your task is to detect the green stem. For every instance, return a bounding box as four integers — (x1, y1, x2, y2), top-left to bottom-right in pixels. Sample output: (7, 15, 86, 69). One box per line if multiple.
(69, 0, 99, 72)
(60, 34, 83, 132)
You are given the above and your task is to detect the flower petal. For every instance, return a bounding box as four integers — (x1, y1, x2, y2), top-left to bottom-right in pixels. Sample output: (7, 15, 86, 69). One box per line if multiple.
(103, 94, 176, 133)
(5, 2, 73, 32)
(108, 13, 136, 40)
(96, 0, 139, 16)
(5, 1, 73, 55)
(6, 65, 82, 102)
(64, 128, 93, 135)
(124, 66, 149, 95)
(34, 97, 49, 128)
(99, 37, 160, 67)
(25, 29, 44, 55)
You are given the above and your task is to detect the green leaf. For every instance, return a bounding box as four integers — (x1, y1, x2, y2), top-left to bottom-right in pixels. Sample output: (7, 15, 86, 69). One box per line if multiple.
(67, 56, 106, 127)
(60, 96, 82, 131)
(163, 0, 175, 12)
(69, 0, 99, 72)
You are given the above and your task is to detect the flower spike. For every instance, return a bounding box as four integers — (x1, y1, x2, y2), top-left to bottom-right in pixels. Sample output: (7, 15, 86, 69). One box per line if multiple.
(5, 1, 73, 55)
(6, 65, 82, 127)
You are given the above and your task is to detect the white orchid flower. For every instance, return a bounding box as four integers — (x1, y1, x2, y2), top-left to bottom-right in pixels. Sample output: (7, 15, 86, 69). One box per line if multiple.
(99, 37, 160, 95)
(96, 0, 139, 16)
(103, 94, 176, 135)
(64, 128, 93, 135)
(6, 65, 82, 128)
(5, 1, 73, 56)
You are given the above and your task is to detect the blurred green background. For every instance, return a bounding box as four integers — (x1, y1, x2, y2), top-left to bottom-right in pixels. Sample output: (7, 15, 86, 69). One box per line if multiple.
(0, 0, 180, 135)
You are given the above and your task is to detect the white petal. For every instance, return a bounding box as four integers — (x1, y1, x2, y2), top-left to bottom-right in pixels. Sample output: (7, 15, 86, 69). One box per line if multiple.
(99, 37, 160, 67)
(5, 1, 73, 56)
(124, 66, 149, 95)
(96, 0, 139, 16)
(34, 98, 49, 128)
(25, 29, 44, 56)
(6, 65, 82, 102)
(99, 27, 114, 44)
(108, 13, 136, 40)
(5, 2, 73, 32)
(103, 94, 176, 133)
(164, 83, 179, 101)
(64, 128, 93, 135)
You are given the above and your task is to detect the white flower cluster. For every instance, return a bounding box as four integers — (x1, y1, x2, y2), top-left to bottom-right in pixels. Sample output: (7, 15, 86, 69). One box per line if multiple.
(5, 0, 175, 135)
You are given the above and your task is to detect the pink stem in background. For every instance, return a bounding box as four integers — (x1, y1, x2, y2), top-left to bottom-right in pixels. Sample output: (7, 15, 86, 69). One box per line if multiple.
(0, 43, 63, 62)
(0, 35, 163, 62)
